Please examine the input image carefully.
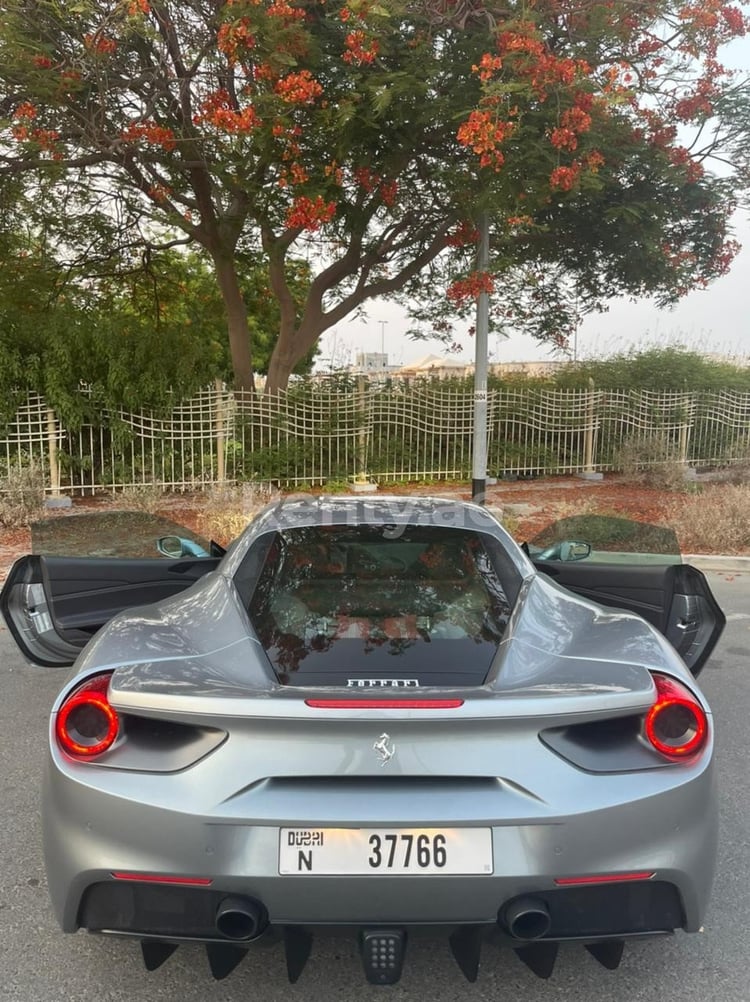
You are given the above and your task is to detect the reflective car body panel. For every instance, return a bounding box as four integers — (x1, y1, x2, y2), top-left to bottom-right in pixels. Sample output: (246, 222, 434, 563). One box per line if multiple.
(0, 497, 724, 984)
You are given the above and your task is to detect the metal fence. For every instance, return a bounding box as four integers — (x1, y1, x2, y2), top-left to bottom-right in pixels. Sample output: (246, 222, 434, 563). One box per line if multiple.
(2, 381, 749, 494)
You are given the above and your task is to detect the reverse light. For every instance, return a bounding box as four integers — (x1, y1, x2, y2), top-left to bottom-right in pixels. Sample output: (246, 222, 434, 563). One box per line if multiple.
(645, 673, 708, 759)
(55, 672, 119, 758)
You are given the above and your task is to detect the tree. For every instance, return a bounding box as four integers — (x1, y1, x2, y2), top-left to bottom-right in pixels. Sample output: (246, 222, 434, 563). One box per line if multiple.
(0, 193, 314, 420)
(0, 0, 747, 391)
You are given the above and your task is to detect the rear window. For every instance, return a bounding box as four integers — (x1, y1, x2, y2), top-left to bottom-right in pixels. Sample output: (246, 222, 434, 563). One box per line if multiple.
(247, 525, 515, 686)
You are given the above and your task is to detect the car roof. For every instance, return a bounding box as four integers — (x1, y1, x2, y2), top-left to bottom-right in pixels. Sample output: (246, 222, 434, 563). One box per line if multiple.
(251, 495, 504, 533)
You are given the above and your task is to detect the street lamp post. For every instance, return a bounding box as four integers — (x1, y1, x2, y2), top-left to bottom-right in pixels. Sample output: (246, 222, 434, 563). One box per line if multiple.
(471, 212, 490, 504)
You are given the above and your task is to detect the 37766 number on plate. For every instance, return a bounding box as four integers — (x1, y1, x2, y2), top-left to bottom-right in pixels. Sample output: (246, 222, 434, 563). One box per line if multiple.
(279, 828, 493, 875)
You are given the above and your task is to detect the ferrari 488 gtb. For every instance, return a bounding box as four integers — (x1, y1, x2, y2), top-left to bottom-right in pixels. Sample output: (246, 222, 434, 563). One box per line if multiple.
(1, 497, 725, 984)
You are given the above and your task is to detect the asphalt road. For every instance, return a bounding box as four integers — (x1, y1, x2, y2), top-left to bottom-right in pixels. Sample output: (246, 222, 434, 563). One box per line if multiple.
(1, 572, 749, 1001)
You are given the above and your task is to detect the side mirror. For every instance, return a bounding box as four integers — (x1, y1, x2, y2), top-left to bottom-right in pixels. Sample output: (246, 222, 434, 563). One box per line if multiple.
(156, 535, 209, 558)
(559, 540, 592, 562)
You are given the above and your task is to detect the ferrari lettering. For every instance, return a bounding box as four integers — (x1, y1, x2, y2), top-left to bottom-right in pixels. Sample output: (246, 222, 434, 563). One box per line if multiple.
(347, 679, 419, 687)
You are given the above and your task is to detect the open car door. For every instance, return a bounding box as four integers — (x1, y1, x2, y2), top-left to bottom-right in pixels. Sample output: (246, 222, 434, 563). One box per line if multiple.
(0, 511, 220, 668)
(528, 515, 725, 677)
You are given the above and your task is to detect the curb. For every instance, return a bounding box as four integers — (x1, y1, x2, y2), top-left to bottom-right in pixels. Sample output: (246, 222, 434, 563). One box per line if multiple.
(684, 554, 750, 573)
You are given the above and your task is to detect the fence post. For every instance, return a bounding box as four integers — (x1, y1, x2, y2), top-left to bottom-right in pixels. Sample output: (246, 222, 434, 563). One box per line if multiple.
(47, 407, 60, 496)
(577, 378, 603, 481)
(214, 379, 225, 484)
(357, 374, 367, 480)
(678, 420, 690, 466)
(352, 374, 376, 490)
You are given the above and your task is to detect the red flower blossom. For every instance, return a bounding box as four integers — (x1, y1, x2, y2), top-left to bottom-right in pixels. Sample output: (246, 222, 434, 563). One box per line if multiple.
(286, 194, 336, 231)
(13, 101, 37, 120)
(447, 221, 480, 247)
(274, 70, 323, 104)
(471, 53, 502, 82)
(267, 0, 306, 21)
(353, 166, 380, 192)
(446, 272, 495, 306)
(121, 120, 177, 151)
(457, 111, 514, 171)
(379, 178, 398, 206)
(84, 33, 118, 55)
(549, 163, 582, 191)
(194, 90, 260, 133)
(343, 30, 379, 65)
(217, 20, 255, 64)
(32, 128, 60, 151)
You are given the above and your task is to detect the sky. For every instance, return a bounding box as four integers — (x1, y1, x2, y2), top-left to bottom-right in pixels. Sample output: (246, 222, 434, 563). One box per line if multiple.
(315, 35, 750, 371)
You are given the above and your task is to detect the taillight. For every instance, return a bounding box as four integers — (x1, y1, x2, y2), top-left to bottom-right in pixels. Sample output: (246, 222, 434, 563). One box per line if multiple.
(55, 672, 119, 758)
(645, 673, 708, 759)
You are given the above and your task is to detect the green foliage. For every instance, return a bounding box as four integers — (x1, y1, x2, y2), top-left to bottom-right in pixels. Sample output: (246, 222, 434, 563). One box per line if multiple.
(553, 347, 750, 392)
(0, 219, 314, 425)
(0, 0, 747, 390)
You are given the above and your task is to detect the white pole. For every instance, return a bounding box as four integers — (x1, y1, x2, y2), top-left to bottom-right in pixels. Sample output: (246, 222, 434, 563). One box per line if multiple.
(472, 213, 490, 504)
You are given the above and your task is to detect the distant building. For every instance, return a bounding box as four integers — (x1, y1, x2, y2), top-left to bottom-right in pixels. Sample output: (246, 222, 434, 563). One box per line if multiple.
(489, 360, 566, 378)
(395, 354, 470, 379)
(392, 356, 567, 380)
(355, 351, 390, 372)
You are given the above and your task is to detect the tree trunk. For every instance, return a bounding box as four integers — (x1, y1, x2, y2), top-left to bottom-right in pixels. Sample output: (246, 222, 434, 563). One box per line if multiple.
(265, 318, 321, 394)
(212, 253, 255, 393)
(265, 327, 296, 394)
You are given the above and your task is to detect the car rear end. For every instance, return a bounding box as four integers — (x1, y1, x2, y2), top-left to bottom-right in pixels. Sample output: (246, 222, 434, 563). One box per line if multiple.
(44, 662, 716, 983)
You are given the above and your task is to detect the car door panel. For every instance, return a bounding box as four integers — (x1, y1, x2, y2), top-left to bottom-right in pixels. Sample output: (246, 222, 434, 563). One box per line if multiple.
(1, 555, 219, 668)
(533, 559, 725, 676)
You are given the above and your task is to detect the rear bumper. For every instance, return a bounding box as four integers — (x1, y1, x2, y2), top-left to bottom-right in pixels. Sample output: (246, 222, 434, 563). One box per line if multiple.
(78, 877, 685, 942)
(43, 752, 718, 939)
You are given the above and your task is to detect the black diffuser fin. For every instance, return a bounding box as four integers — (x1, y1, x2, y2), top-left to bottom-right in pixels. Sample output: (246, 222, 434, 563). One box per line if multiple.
(586, 940, 625, 970)
(140, 941, 178, 972)
(514, 941, 559, 979)
(448, 925, 483, 982)
(206, 943, 248, 980)
(283, 926, 313, 983)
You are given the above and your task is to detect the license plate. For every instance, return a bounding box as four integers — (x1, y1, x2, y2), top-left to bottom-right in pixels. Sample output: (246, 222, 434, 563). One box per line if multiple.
(279, 828, 493, 875)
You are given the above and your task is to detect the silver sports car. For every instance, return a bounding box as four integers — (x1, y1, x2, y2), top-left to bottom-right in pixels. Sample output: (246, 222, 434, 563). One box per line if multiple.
(1, 497, 725, 984)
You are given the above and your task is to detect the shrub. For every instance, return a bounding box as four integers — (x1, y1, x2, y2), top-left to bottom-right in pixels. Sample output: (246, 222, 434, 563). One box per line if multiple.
(668, 484, 750, 554)
(554, 347, 750, 392)
(119, 483, 164, 514)
(0, 464, 46, 528)
(196, 482, 279, 543)
(614, 434, 688, 491)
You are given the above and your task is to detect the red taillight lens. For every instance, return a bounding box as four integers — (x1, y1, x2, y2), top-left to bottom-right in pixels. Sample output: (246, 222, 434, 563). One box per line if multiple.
(645, 673, 708, 759)
(305, 699, 464, 709)
(55, 672, 119, 758)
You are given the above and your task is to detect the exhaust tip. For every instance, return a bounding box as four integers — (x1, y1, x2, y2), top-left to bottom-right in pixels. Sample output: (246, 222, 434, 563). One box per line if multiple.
(215, 895, 268, 942)
(501, 896, 551, 941)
